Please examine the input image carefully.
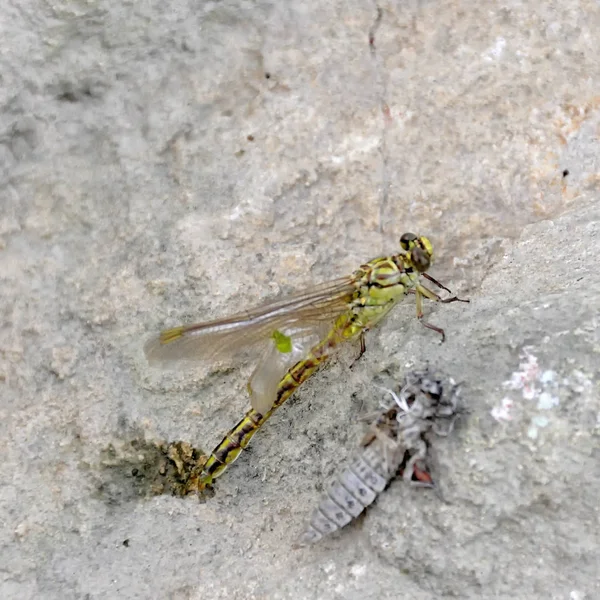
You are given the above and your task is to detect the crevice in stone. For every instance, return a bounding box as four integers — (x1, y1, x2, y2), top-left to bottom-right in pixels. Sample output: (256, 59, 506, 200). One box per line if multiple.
(369, 4, 390, 239)
(368, 6, 383, 54)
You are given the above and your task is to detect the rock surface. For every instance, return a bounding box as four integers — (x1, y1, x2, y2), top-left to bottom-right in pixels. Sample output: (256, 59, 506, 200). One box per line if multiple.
(1, 1, 599, 599)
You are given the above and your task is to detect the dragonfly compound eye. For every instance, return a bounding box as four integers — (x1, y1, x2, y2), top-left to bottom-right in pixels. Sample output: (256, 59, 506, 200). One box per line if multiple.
(400, 232, 418, 251)
(411, 247, 431, 272)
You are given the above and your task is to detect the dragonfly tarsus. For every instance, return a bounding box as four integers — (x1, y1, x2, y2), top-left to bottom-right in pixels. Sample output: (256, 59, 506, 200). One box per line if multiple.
(415, 286, 447, 342)
(440, 296, 470, 305)
(418, 319, 446, 342)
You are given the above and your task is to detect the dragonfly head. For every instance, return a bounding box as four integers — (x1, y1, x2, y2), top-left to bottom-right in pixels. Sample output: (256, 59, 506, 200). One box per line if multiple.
(400, 233, 434, 273)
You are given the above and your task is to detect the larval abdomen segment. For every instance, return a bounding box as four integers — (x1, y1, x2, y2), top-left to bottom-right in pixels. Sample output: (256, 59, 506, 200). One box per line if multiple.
(347, 453, 388, 493)
(297, 439, 401, 545)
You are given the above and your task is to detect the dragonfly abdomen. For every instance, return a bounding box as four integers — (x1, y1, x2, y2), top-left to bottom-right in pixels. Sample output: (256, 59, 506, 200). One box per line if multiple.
(201, 329, 346, 482)
(202, 412, 260, 479)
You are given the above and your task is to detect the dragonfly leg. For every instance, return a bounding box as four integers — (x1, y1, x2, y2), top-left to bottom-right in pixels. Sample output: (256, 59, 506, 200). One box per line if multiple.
(359, 331, 366, 358)
(421, 272, 453, 294)
(349, 331, 367, 369)
(358, 410, 386, 424)
(422, 273, 470, 305)
(415, 283, 469, 342)
(417, 283, 470, 306)
(415, 286, 446, 342)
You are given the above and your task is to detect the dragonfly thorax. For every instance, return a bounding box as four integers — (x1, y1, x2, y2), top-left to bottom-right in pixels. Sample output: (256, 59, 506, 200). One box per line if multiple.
(344, 255, 421, 332)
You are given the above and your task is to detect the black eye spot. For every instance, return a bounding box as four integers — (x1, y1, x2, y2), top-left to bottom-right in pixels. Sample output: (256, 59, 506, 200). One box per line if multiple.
(400, 232, 417, 251)
(265, 72, 271, 79)
(562, 169, 569, 177)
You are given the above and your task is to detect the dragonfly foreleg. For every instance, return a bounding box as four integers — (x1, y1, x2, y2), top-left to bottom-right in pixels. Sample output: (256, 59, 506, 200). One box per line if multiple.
(417, 283, 469, 306)
(358, 409, 386, 424)
(421, 272, 453, 294)
(422, 273, 470, 305)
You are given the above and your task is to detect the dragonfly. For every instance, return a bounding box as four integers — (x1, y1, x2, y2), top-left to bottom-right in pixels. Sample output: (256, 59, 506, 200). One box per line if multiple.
(144, 233, 468, 487)
(297, 368, 463, 545)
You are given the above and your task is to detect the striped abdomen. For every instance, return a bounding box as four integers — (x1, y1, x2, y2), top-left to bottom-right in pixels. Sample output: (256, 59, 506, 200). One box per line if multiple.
(200, 324, 347, 482)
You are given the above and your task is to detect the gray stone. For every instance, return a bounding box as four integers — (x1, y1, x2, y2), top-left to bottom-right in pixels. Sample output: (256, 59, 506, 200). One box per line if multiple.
(1, 1, 599, 598)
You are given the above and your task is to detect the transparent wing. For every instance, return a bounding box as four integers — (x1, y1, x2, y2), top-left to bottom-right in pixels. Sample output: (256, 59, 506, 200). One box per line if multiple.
(144, 277, 356, 367)
(248, 325, 328, 414)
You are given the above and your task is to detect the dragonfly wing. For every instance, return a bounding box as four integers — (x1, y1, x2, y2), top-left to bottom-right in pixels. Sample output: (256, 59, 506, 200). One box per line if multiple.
(248, 325, 328, 414)
(144, 277, 355, 367)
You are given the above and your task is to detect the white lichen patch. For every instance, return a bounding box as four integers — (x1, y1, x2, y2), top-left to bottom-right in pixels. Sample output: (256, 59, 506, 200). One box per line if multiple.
(482, 36, 507, 61)
(536, 391, 559, 410)
(493, 348, 595, 442)
(491, 397, 514, 422)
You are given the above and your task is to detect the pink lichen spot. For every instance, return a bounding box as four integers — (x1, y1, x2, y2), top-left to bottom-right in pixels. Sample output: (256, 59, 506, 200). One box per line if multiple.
(522, 384, 537, 401)
(503, 348, 541, 400)
(491, 397, 514, 422)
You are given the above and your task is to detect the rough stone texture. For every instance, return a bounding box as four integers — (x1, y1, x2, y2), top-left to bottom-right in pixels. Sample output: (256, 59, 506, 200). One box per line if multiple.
(1, 1, 599, 599)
